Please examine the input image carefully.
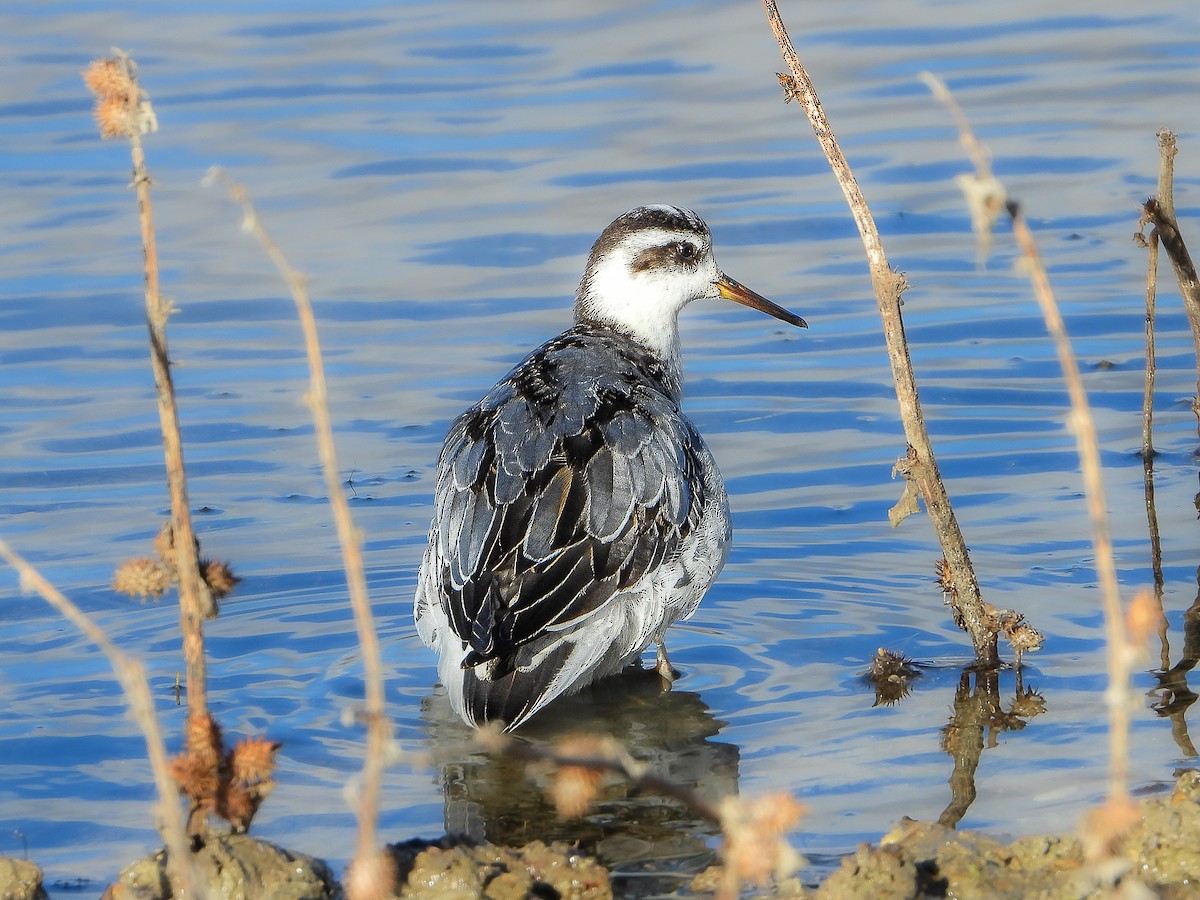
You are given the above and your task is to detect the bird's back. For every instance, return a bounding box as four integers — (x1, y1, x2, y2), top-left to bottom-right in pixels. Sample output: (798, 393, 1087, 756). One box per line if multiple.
(415, 323, 730, 728)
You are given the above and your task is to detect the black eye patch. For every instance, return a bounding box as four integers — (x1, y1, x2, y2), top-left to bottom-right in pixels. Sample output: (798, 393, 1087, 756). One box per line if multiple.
(630, 242, 700, 273)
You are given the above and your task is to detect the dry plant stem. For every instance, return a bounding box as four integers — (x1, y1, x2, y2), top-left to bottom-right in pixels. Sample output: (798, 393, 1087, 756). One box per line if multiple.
(760, 0, 998, 666)
(1147, 130, 1200, 430)
(920, 73, 992, 178)
(1143, 233, 1159, 461)
(1008, 204, 1130, 804)
(1143, 232, 1165, 587)
(117, 56, 213, 728)
(210, 169, 391, 888)
(0, 539, 201, 898)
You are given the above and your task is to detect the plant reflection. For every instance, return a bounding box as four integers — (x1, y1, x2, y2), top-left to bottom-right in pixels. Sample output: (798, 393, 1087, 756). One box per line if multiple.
(864, 657, 1046, 830)
(420, 666, 740, 890)
(937, 666, 1046, 828)
(1148, 580, 1200, 758)
(863, 647, 923, 707)
(1142, 442, 1200, 759)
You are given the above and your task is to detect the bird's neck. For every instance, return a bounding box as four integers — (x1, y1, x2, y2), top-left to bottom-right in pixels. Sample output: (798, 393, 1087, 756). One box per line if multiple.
(574, 305, 683, 385)
(567, 318, 686, 403)
(574, 275, 688, 382)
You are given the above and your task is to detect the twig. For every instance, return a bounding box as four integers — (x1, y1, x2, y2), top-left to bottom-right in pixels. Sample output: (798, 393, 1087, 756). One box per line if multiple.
(1141, 131, 1200, 432)
(1140, 202, 1165, 588)
(207, 167, 393, 896)
(1141, 223, 1161, 463)
(1013, 199, 1131, 803)
(0, 539, 202, 897)
(922, 69, 1150, 865)
(760, 1, 1006, 667)
(85, 49, 214, 843)
(917, 68, 1130, 805)
(919, 73, 1006, 265)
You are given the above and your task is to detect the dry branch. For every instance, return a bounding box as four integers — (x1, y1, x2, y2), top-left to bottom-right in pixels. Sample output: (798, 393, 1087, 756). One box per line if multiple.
(0, 539, 202, 897)
(84, 51, 214, 722)
(1138, 137, 1167, 587)
(206, 167, 393, 897)
(919, 72, 1133, 814)
(1140, 131, 1200, 433)
(760, 1, 1012, 667)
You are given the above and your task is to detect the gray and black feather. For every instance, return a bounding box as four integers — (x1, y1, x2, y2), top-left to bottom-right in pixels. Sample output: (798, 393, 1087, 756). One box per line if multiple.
(429, 324, 708, 696)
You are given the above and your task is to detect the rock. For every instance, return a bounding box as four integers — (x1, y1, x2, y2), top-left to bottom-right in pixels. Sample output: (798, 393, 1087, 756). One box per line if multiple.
(0, 857, 48, 900)
(103, 832, 337, 900)
(388, 836, 611, 899)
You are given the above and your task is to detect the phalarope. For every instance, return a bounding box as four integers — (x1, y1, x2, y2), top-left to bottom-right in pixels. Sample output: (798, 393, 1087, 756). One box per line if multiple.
(415, 205, 806, 730)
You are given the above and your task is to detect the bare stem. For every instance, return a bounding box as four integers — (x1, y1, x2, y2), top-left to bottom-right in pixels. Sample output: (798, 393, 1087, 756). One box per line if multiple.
(1007, 203, 1130, 804)
(915, 66, 1129, 802)
(131, 128, 214, 712)
(1144, 131, 1200, 432)
(1142, 233, 1159, 462)
(86, 49, 213, 844)
(0, 539, 201, 897)
(760, 0, 1003, 666)
(101, 50, 213, 710)
(1142, 223, 1165, 588)
(208, 168, 392, 891)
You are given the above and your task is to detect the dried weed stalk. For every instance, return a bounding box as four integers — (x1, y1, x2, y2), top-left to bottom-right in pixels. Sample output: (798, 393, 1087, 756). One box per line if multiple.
(1136, 137, 1166, 588)
(1138, 131, 1200, 434)
(206, 167, 393, 898)
(169, 711, 281, 837)
(0, 539, 201, 897)
(1007, 202, 1132, 808)
(85, 51, 276, 853)
(921, 71, 1146, 862)
(114, 522, 240, 604)
(760, 1, 1021, 668)
(83, 52, 216, 736)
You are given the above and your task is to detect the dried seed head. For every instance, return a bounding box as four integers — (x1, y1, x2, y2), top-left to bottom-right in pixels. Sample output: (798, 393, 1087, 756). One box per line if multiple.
(344, 850, 396, 900)
(153, 521, 175, 561)
(863, 647, 921, 707)
(548, 735, 608, 819)
(1124, 589, 1160, 651)
(219, 737, 281, 832)
(1080, 795, 1142, 862)
(83, 58, 133, 102)
(933, 557, 956, 598)
(718, 792, 807, 889)
(82, 54, 157, 140)
(112, 557, 174, 601)
(200, 559, 240, 600)
(999, 610, 1045, 663)
(229, 736, 281, 785)
(169, 750, 219, 807)
(1010, 686, 1047, 719)
(184, 711, 225, 771)
(218, 781, 257, 833)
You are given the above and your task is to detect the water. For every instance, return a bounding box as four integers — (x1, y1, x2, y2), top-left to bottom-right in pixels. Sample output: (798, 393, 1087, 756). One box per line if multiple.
(2, 0, 1200, 893)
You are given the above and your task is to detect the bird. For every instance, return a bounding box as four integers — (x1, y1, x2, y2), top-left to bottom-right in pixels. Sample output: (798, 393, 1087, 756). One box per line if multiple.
(414, 205, 806, 730)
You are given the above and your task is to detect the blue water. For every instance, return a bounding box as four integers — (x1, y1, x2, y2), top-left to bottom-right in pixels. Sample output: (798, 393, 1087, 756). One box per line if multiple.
(2, 0, 1200, 893)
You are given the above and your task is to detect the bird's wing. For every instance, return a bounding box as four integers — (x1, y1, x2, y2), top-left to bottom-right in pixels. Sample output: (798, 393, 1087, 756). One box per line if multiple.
(426, 333, 706, 672)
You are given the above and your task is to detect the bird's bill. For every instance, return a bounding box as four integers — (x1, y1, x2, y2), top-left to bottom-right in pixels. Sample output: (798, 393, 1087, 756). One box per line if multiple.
(715, 273, 807, 328)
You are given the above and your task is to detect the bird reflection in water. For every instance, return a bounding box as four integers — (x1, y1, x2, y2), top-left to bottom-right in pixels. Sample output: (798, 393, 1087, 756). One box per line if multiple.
(420, 666, 739, 890)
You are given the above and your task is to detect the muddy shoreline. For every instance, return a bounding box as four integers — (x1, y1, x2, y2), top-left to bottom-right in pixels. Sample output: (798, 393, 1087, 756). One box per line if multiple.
(4, 769, 1196, 899)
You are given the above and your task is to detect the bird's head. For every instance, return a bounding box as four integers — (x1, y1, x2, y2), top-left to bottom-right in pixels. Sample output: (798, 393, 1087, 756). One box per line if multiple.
(575, 205, 805, 361)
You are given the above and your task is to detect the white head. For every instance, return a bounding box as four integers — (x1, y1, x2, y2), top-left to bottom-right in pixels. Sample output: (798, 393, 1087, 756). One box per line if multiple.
(575, 205, 805, 366)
